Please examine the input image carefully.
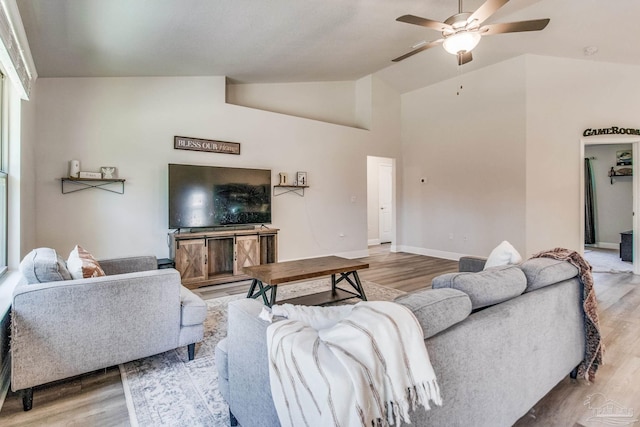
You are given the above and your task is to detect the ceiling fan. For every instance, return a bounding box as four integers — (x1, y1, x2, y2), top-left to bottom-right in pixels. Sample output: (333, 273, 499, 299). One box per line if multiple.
(393, 0, 550, 65)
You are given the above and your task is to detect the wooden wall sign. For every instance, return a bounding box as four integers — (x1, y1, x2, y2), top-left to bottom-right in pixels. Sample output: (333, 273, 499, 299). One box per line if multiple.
(583, 126, 640, 137)
(174, 136, 241, 155)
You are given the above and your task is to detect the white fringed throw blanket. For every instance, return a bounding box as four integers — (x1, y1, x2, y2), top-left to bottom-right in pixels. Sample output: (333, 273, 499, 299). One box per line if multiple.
(265, 301, 442, 427)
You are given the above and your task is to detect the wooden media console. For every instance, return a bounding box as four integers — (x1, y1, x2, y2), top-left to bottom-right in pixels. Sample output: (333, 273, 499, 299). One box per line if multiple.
(170, 228, 278, 289)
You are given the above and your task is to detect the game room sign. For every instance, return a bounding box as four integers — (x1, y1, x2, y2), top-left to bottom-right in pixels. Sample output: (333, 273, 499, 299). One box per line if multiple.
(583, 126, 640, 137)
(174, 136, 241, 155)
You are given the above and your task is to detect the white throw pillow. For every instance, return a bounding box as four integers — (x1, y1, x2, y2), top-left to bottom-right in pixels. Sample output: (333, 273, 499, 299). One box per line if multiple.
(483, 240, 522, 270)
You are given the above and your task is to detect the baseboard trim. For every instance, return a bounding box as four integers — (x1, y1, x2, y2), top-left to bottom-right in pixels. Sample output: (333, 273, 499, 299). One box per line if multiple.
(395, 245, 465, 261)
(333, 249, 370, 259)
(280, 249, 370, 262)
(368, 239, 381, 246)
(594, 242, 619, 250)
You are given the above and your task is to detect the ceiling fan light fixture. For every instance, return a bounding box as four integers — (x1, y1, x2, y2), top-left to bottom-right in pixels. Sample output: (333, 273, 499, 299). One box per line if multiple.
(442, 31, 481, 55)
(393, 0, 550, 64)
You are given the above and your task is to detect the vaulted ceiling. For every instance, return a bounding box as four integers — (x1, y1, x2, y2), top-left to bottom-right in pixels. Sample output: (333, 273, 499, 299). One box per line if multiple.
(16, 0, 640, 93)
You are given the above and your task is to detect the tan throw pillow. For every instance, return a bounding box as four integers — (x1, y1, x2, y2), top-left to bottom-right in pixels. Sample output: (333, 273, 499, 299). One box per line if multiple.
(67, 245, 106, 279)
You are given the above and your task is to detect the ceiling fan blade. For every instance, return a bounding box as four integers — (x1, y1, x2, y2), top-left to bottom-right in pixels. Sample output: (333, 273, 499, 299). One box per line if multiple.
(480, 18, 550, 35)
(392, 39, 444, 62)
(396, 15, 452, 32)
(458, 51, 473, 65)
(467, 0, 510, 26)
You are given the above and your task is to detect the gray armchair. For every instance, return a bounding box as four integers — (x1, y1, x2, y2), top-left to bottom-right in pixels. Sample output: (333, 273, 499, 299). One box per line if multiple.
(12, 250, 206, 411)
(458, 256, 487, 272)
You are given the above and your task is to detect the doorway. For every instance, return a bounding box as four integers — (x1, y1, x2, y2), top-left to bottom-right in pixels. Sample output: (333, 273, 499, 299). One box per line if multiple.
(580, 137, 639, 274)
(367, 156, 396, 248)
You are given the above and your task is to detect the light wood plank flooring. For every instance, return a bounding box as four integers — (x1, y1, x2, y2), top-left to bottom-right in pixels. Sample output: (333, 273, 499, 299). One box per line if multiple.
(194, 245, 458, 300)
(0, 366, 128, 427)
(514, 271, 640, 426)
(0, 245, 638, 427)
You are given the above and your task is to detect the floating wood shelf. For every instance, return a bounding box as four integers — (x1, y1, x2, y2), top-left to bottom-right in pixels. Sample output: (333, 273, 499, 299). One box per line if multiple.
(61, 177, 126, 194)
(273, 185, 309, 197)
(609, 173, 632, 185)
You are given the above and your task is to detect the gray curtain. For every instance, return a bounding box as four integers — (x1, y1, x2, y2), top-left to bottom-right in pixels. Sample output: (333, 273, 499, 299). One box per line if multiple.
(584, 158, 596, 244)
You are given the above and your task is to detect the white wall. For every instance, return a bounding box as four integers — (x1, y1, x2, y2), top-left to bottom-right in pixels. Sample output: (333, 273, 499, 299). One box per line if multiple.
(398, 57, 527, 259)
(33, 76, 401, 261)
(34, 55, 640, 263)
(396, 54, 640, 259)
(525, 56, 640, 255)
(584, 144, 632, 246)
(227, 81, 358, 128)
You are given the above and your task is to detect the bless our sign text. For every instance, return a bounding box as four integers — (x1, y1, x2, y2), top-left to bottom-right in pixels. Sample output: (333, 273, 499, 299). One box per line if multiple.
(174, 136, 241, 155)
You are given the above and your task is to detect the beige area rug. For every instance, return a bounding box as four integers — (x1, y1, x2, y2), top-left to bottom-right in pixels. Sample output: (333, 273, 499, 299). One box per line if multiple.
(120, 279, 405, 427)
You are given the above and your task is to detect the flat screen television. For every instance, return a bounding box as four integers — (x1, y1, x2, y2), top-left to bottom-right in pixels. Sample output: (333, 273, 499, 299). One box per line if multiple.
(168, 163, 272, 229)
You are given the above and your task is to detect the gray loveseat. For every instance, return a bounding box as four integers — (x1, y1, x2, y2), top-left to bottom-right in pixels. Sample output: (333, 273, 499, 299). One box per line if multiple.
(12, 248, 207, 411)
(216, 255, 586, 426)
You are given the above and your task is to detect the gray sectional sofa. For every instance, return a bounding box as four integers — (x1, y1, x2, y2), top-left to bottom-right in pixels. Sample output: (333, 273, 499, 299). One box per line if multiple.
(216, 255, 585, 426)
(12, 248, 207, 411)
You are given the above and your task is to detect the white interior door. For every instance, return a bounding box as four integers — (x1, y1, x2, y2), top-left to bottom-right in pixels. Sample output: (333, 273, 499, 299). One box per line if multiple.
(378, 163, 393, 244)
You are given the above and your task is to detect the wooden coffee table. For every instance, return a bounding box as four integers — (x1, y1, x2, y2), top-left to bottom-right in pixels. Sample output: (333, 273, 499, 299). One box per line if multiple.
(243, 256, 369, 307)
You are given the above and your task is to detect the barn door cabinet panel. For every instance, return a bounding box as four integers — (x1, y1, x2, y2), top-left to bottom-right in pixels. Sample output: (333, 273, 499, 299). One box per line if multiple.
(173, 238, 207, 284)
(170, 228, 278, 289)
(234, 235, 260, 275)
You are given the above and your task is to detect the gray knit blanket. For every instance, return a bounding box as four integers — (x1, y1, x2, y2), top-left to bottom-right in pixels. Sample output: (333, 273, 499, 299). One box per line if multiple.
(532, 247, 604, 381)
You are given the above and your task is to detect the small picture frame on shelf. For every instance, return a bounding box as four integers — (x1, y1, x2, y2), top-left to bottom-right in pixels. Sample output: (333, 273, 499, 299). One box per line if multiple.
(101, 166, 118, 179)
(79, 171, 102, 179)
(296, 171, 307, 186)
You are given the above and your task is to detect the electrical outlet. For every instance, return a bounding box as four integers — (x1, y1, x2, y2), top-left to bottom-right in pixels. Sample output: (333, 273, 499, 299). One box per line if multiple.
(449, 233, 454, 240)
